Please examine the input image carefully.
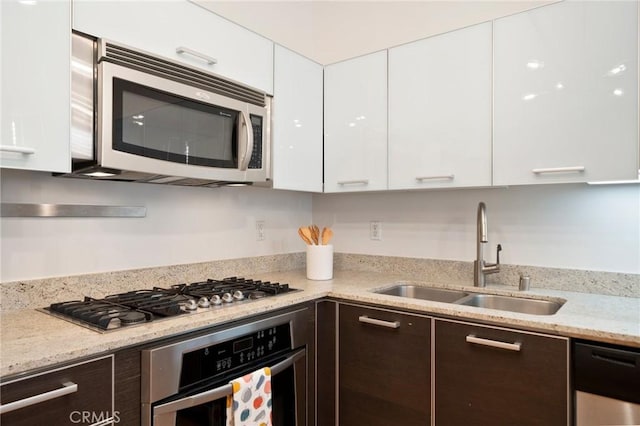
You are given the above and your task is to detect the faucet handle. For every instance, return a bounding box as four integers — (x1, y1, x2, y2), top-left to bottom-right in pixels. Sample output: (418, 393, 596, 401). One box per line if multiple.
(496, 244, 502, 265)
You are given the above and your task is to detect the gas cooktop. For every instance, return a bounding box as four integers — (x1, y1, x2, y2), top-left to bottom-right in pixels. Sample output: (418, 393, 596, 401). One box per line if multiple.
(43, 277, 297, 332)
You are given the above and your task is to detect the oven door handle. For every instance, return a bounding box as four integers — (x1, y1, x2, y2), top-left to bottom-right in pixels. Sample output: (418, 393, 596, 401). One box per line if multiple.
(270, 347, 306, 375)
(153, 347, 306, 417)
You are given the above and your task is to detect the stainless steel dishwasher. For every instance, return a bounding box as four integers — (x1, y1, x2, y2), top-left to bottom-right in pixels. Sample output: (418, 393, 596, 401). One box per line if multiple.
(574, 341, 640, 425)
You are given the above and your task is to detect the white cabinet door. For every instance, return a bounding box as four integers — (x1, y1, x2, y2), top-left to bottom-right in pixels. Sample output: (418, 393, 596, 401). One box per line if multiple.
(73, 0, 274, 94)
(324, 51, 387, 193)
(388, 22, 492, 190)
(272, 46, 323, 192)
(494, 1, 639, 185)
(1, 0, 71, 173)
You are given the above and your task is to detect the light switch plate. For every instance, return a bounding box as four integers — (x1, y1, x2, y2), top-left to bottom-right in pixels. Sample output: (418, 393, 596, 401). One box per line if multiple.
(256, 220, 266, 241)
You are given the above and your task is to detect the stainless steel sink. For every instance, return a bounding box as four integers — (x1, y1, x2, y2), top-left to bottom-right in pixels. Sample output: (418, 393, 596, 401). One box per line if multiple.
(373, 284, 564, 315)
(375, 285, 469, 303)
(457, 294, 563, 315)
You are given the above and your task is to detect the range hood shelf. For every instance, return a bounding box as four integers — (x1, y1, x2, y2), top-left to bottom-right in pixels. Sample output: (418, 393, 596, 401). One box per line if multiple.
(0, 203, 146, 218)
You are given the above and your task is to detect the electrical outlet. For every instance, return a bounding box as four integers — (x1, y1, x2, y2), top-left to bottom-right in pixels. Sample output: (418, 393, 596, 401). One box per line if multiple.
(256, 220, 265, 241)
(370, 221, 382, 240)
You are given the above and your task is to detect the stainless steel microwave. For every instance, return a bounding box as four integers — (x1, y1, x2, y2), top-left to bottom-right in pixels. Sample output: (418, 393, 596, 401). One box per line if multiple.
(64, 33, 271, 187)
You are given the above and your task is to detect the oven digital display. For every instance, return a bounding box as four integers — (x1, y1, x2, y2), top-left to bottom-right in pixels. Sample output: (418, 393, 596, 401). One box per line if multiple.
(234, 337, 253, 353)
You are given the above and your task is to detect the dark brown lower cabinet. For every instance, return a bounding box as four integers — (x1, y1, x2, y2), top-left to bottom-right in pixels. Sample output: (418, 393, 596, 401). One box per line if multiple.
(0, 355, 114, 426)
(317, 300, 337, 426)
(435, 319, 569, 426)
(339, 303, 431, 426)
(113, 347, 142, 426)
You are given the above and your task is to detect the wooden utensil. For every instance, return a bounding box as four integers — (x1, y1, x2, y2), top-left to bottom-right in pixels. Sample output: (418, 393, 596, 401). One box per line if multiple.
(310, 224, 320, 245)
(298, 227, 314, 245)
(321, 227, 333, 245)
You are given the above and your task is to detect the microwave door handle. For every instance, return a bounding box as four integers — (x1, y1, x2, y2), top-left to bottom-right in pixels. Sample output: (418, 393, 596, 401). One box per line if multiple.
(153, 348, 305, 417)
(238, 111, 254, 171)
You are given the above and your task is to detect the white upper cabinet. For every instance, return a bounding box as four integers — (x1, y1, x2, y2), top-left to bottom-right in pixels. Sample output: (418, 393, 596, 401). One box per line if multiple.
(1, 0, 71, 173)
(388, 22, 492, 190)
(324, 51, 388, 193)
(272, 45, 323, 192)
(493, 1, 639, 185)
(73, 0, 274, 94)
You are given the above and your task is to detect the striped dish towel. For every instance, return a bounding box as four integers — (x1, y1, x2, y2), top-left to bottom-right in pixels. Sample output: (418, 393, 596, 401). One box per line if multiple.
(226, 367, 272, 426)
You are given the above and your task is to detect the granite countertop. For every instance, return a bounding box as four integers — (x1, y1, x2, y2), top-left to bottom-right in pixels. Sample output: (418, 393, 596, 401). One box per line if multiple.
(2, 269, 639, 378)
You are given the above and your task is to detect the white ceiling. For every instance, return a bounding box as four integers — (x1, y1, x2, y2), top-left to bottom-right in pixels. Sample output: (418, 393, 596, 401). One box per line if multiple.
(194, 0, 556, 64)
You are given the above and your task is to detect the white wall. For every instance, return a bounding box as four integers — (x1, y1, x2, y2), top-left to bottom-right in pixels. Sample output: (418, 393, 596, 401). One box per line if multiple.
(312, 184, 640, 274)
(2, 170, 638, 281)
(0, 169, 312, 282)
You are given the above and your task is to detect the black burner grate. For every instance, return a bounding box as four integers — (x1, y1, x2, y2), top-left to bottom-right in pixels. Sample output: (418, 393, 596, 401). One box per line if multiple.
(104, 289, 189, 316)
(46, 277, 296, 331)
(49, 298, 154, 330)
(177, 277, 291, 299)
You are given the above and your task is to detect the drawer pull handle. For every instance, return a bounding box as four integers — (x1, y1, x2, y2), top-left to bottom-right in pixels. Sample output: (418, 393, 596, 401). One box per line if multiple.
(338, 180, 369, 186)
(466, 335, 521, 352)
(0, 145, 36, 155)
(175, 46, 217, 65)
(359, 315, 400, 329)
(416, 174, 454, 181)
(532, 166, 585, 174)
(0, 381, 78, 414)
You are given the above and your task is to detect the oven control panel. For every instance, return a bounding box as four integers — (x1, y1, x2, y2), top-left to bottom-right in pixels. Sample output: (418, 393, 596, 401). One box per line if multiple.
(180, 323, 292, 387)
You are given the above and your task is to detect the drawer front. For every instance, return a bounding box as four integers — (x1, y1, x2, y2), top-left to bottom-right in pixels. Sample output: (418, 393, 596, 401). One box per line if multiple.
(1, 356, 114, 426)
(435, 319, 569, 425)
(339, 304, 431, 426)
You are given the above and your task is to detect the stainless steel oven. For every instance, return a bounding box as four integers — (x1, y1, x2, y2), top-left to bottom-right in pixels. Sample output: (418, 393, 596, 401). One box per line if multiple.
(141, 308, 309, 426)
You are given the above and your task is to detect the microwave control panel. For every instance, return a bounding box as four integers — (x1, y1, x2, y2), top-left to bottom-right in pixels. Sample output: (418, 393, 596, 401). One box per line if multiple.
(248, 115, 263, 169)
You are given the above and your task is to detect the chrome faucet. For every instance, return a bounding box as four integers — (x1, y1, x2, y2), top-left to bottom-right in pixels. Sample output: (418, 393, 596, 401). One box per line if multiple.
(474, 202, 502, 287)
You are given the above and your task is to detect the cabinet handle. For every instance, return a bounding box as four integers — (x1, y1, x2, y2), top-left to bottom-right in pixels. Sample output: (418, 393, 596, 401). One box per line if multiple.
(0, 145, 36, 155)
(532, 166, 585, 174)
(416, 174, 455, 181)
(175, 46, 217, 65)
(359, 315, 400, 329)
(465, 335, 521, 352)
(0, 381, 78, 414)
(337, 180, 369, 186)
